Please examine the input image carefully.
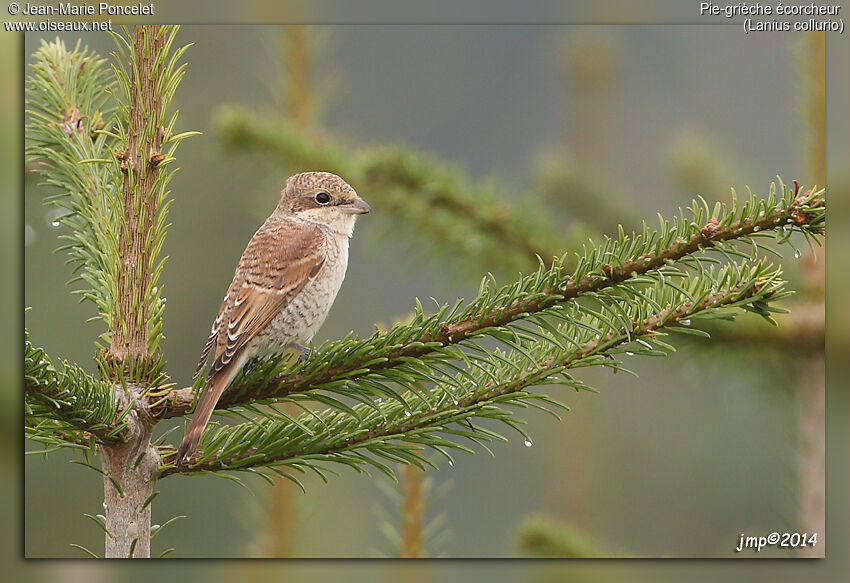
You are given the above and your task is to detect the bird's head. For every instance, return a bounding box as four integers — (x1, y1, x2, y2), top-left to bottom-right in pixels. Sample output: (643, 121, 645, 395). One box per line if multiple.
(276, 171, 370, 237)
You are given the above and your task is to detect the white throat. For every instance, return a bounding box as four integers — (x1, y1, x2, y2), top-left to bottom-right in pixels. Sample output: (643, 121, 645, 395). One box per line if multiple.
(297, 208, 358, 238)
(329, 212, 358, 238)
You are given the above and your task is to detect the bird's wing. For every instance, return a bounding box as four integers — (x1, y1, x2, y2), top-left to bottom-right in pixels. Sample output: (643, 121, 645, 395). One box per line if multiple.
(195, 295, 227, 378)
(196, 220, 326, 378)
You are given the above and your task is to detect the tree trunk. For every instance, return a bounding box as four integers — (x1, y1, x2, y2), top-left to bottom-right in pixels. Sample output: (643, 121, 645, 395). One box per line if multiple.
(98, 383, 160, 558)
(98, 24, 165, 560)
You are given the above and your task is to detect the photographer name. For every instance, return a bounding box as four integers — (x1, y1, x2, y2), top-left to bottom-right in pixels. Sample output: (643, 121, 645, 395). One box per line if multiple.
(22, 2, 154, 16)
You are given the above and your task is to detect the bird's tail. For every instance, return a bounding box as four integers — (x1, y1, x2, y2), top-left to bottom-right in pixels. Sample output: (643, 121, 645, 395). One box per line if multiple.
(177, 361, 240, 463)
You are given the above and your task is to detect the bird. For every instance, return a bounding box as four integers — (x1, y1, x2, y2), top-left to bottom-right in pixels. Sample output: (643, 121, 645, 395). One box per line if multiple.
(176, 171, 370, 463)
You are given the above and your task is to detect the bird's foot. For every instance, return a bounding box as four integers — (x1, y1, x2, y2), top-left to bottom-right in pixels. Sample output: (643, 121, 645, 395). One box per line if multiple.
(291, 343, 311, 364)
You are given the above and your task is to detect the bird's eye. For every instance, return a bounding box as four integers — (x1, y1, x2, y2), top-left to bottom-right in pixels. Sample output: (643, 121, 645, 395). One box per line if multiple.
(315, 192, 331, 205)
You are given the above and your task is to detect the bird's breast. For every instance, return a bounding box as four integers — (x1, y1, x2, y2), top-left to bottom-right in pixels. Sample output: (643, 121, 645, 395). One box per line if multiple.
(252, 233, 350, 355)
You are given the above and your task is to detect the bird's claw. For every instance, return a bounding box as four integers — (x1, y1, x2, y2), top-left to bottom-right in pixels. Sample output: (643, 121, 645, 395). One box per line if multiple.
(292, 343, 311, 364)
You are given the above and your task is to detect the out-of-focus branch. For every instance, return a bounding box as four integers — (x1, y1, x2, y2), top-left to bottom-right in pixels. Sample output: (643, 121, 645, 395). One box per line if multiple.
(518, 514, 627, 558)
(400, 458, 425, 558)
(213, 106, 562, 273)
(532, 153, 639, 233)
(280, 26, 317, 131)
(793, 31, 825, 557)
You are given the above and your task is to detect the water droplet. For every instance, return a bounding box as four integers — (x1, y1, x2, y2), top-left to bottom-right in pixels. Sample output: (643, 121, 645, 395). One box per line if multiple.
(452, 399, 458, 406)
(447, 459, 454, 467)
(681, 319, 691, 326)
(523, 439, 533, 448)
(637, 339, 653, 350)
(44, 208, 70, 228)
(404, 410, 411, 417)
(625, 351, 634, 356)
(793, 250, 801, 259)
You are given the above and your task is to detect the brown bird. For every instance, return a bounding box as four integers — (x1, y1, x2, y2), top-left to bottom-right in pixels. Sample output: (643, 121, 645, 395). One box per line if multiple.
(177, 171, 370, 463)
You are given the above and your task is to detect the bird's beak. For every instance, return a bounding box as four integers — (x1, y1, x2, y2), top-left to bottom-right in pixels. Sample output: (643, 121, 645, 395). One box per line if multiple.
(340, 197, 371, 215)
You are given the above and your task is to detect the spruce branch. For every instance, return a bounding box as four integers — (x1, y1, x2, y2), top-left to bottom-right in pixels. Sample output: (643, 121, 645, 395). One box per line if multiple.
(26, 30, 195, 381)
(25, 330, 130, 447)
(213, 107, 561, 272)
(156, 181, 824, 421)
(25, 38, 120, 341)
(159, 259, 784, 476)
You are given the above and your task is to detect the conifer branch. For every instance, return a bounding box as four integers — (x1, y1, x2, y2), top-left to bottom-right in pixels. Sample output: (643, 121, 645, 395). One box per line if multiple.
(159, 266, 782, 476)
(25, 38, 120, 342)
(25, 330, 129, 446)
(214, 107, 561, 272)
(155, 182, 824, 421)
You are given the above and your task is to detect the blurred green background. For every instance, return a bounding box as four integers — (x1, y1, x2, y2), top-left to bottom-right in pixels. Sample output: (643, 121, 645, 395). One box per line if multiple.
(18, 18, 839, 574)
